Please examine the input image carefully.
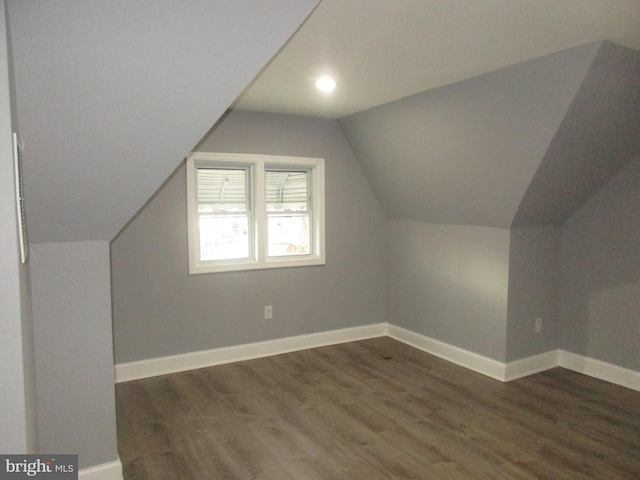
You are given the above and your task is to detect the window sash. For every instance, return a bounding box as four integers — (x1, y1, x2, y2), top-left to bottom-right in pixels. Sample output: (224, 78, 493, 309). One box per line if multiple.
(267, 211, 311, 257)
(195, 164, 253, 262)
(265, 168, 312, 258)
(198, 212, 250, 261)
(196, 167, 249, 213)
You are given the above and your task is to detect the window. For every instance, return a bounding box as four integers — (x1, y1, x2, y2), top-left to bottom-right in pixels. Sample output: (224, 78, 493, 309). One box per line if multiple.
(186, 152, 325, 274)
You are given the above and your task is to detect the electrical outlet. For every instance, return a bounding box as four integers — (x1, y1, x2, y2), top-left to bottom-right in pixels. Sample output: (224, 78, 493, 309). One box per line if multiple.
(534, 318, 542, 334)
(264, 305, 273, 320)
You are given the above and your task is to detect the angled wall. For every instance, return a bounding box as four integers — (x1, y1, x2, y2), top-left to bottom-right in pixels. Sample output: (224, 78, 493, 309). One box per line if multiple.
(346, 44, 600, 363)
(507, 42, 640, 364)
(513, 41, 640, 227)
(346, 41, 640, 372)
(339, 43, 600, 229)
(8, 0, 319, 243)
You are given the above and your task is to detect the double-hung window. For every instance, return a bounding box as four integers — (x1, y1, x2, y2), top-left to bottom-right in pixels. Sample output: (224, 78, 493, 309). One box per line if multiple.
(186, 152, 325, 274)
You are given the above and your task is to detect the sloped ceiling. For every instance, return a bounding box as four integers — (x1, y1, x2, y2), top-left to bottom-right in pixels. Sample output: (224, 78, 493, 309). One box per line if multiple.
(513, 42, 640, 227)
(7, 0, 319, 243)
(8, 1, 640, 242)
(339, 43, 603, 229)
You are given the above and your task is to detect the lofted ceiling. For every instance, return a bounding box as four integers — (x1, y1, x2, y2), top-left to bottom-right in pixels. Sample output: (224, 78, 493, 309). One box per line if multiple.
(7, 1, 640, 243)
(234, 0, 640, 119)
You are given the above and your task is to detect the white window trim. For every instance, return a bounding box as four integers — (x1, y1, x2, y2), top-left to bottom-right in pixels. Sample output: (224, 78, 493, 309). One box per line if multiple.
(186, 152, 325, 274)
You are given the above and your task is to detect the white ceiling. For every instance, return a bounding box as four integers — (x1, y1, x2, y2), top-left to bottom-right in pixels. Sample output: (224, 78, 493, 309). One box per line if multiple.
(234, 0, 640, 119)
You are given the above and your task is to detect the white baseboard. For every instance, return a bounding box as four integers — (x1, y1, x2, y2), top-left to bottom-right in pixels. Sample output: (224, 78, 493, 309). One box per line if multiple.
(504, 350, 559, 382)
(115, 322, 640, 392)
(503, 349, 640, 391)
(116, 323, 387, 382)
(79, 458, 123, 480)
(559, 350, 640, 392)
(387, 324, 507, 381)
(385, 325, 640, 391)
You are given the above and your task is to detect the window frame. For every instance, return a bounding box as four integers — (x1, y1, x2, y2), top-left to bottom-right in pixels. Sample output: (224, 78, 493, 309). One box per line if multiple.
(186, 152, 325, 274)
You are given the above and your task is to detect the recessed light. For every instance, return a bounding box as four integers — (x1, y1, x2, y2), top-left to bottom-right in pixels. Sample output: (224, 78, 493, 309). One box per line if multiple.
(315, 76, 336, 92)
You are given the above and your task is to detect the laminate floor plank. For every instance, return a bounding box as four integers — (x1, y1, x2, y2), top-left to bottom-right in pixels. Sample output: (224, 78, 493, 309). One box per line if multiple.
(116, 338, 640, 479)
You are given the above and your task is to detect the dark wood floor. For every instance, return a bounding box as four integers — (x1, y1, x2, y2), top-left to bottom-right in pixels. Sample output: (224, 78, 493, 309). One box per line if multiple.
(116, 337, 640, 479)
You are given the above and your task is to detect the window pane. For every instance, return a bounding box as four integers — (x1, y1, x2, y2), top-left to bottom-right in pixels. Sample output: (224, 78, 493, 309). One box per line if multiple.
(197, 167, 250, 260)
(266, 170, 310, 257)
(197, 168, 247, 212)
(267, 212, 310, 256)
(199, 214, 249, 260)
(266, 170, 308, 212)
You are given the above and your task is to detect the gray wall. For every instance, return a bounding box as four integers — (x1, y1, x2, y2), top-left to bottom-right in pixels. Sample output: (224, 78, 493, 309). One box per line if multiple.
(559, 157, 640, 370)
(30, 241, 118, 469)
(0, 0, 37, 453)
(506, 226, 561, 361)
(112, 111, 387, 363)
(386, 220, 510, 362)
